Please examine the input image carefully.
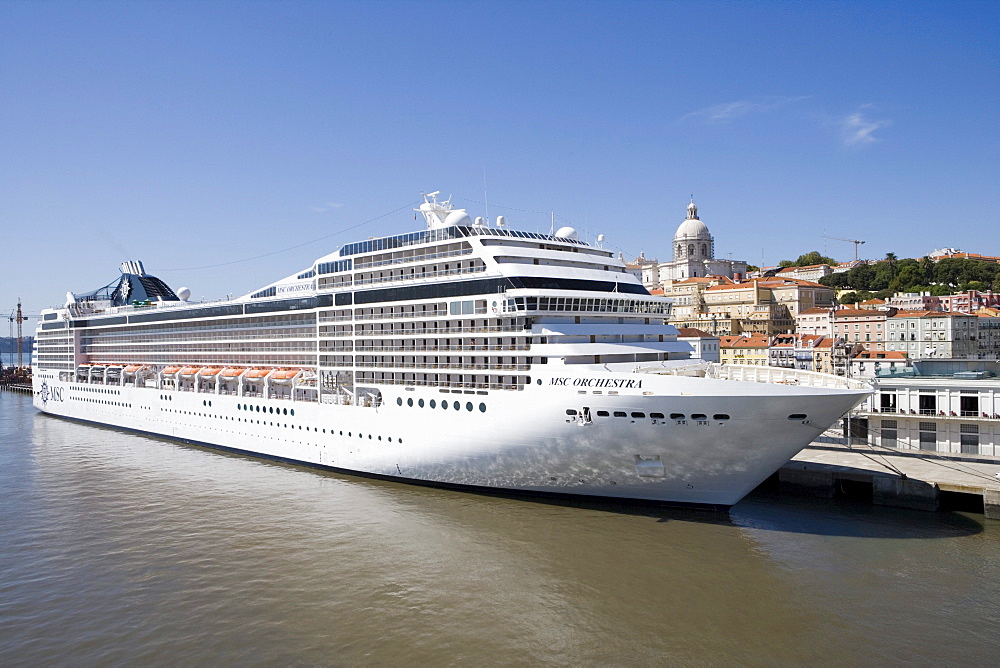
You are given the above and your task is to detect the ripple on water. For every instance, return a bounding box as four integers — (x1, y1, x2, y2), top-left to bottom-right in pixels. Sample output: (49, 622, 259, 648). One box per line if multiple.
(2, 392, 1000, 664)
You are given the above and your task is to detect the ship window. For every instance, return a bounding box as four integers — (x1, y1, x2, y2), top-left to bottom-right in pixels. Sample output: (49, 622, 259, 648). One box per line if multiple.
(596, 410, 609, 417)
(692, 414, 707, 421)
(283, 408, 287, 415)
(650, 412, 665, 419)
(566, 409, 578, 416)
(614, 411, 627, 417)
(631, 412, 645, 418)
(290, 409, 294, 416)
(788, 414, 807, 420)
(442, 401, 448, 410)
(407, 398, 413, 407)
(479, 403, 486, 413)
(430, 399, 436, 408)
(670, 413, 684, 420)
(397, 397, 402, 406)
(453, 401, 460, 410)
(418, 399, 425, 407)
(466, 402, 473, 411)
(713, 414, 730, 421)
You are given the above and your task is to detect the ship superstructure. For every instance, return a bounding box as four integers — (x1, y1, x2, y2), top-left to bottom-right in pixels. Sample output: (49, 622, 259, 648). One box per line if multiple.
(33, 192, 871, 509)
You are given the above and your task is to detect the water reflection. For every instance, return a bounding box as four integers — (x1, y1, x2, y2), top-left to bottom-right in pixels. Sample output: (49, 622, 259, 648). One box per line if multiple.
(3, 393, 999, 665)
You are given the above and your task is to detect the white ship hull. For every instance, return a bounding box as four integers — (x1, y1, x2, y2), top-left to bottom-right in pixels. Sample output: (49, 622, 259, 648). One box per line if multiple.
(33, 369, 867, 509)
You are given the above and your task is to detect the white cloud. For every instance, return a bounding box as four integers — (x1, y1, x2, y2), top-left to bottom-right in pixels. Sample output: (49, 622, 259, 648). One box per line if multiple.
(840, 111, 891, 146)
(308, 201, 345, 213)
(679, 95, 811, 123)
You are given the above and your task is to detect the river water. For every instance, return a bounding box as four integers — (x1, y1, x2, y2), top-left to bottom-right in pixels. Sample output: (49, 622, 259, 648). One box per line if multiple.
(2, 389, 998, 665)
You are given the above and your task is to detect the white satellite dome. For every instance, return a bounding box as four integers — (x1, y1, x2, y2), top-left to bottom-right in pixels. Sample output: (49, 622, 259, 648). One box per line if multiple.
(555, 226, 579, 240)
(176, 287, 192, 301)
(444, 209, 472, 227)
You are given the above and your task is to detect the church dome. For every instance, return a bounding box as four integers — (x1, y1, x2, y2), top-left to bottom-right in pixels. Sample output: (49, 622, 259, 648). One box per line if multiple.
(675, 217, 710, 239)
(674, 200, 711, 240)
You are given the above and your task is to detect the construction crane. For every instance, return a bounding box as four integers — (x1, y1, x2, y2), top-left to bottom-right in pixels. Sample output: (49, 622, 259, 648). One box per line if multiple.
(8, 299, 29, 369)
(822, 235, 866, 262)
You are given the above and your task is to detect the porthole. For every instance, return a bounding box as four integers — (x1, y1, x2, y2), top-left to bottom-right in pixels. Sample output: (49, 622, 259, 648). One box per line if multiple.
(466, 402, 473, 412)
(670, 413, 684, 420)
(713, 414, 730, 421)
(614, 411, 627, 418)
(566, 409, 578, 416)
(407, 398, 413, 407)
(269, 407, 274, 414)
(692, 414, 707, 421)
(631, 412, 646, 418)
(596, 410, 609, 417)
(453, 401, 460, 410)
(430, 399, 436, 408)
(283, 408, 288, 415)
(537, 379, 542, 385)
(650, 412, 665, 419)
(479, 403, 486, 413)
(418, 399, 425, 408)
(397, 397, 403, 406)
(788, 414, 808, 420)
(442, 401, 448, 410)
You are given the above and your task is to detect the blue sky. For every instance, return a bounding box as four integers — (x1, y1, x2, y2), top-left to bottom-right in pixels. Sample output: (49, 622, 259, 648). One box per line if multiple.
(2, 0, 998, 317)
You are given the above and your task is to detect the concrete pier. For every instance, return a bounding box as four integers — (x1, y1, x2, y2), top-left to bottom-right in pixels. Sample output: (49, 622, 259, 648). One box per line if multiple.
(781, 442, 1000, 518)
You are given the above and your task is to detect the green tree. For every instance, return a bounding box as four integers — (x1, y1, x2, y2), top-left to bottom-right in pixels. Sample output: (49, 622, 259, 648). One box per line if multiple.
(889, 264, 925, 292)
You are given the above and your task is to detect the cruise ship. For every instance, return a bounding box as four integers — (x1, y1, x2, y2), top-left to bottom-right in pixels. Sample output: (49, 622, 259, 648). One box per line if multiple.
(32, 193, 871, 509)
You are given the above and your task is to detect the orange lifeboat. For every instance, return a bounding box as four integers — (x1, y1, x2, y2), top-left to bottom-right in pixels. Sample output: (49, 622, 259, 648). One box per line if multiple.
(244, 368, 273, 380)
(123, 365, 143, 374)
(179, 366, 201, 377)
(198, 367, 222, 377)
(161, 366, 182, 376)
(220, 367, 246, 378)
(270, 368, 302, 385)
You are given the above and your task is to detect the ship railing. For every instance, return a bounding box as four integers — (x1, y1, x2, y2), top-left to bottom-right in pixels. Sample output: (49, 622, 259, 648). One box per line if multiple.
(359, 377, 522, 391)
(352, 345, 530, 353)
(353, 325, 525, 336)
(353, 362, 530, 371)
(706, 364, 872, 391)
(353, 247, 473, 270)
(350, 266, 486, 288)
(352, 310, 449, 321)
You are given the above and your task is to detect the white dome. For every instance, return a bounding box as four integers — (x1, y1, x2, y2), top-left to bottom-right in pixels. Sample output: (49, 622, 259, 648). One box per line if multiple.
(555, 226, 578, 240)
(674, 217, 710, 240)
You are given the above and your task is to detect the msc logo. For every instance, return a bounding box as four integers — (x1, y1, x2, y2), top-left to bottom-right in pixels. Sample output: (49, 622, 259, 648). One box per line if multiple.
(38, 382, 63, 404)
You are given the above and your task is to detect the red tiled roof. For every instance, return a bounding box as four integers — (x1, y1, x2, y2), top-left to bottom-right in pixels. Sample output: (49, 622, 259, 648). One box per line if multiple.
(677, 328, 714, 338)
